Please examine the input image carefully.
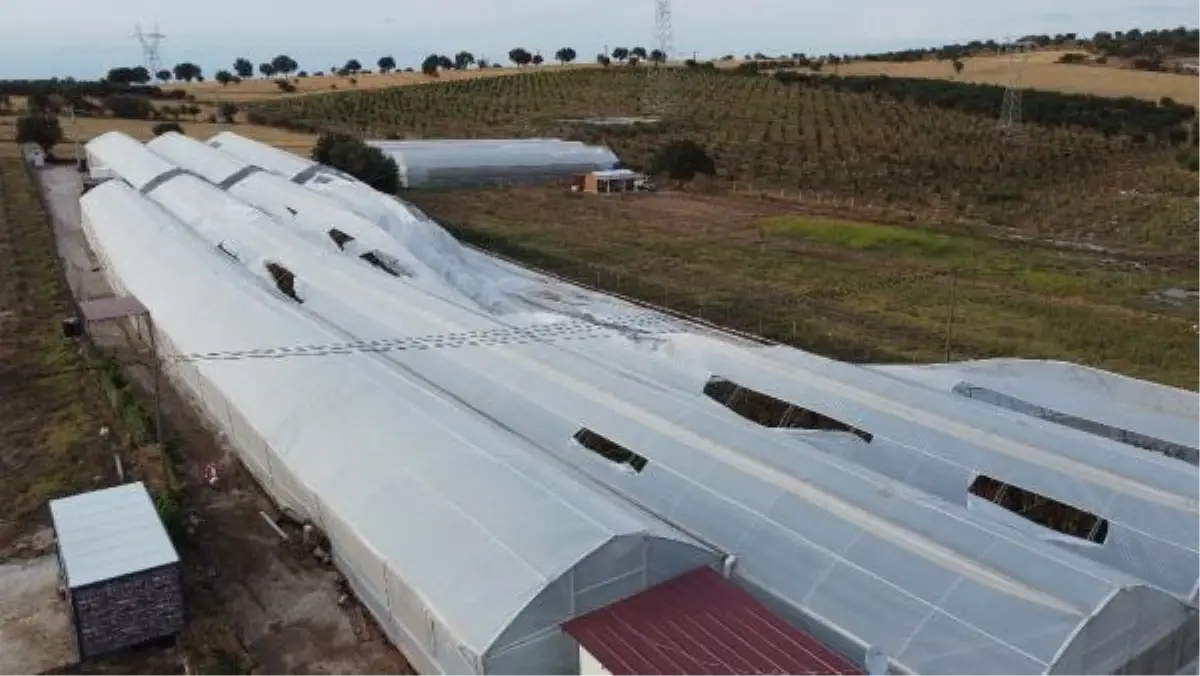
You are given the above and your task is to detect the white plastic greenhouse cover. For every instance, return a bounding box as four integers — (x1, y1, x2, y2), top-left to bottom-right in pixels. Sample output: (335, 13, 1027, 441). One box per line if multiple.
(98, 151, 1198, 673)
(365, 139, 619, 188)
(695, 342, 1200, 604)
(140, 132, 500, 310)
(870, 359, 1200, 465)
(78, 180, 717, 675)
(202, 132, 654, 322)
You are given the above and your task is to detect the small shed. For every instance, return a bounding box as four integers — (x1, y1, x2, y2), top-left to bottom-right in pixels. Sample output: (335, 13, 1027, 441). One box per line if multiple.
(574, 169, 644, 194)
(564, 566, 862, 675)
(21, 143, 46, 168)
(49, 482, 184, 660)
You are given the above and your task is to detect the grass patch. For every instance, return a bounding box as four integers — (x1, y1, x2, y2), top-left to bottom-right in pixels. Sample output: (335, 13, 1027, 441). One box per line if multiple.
(763, 215, 974, 259)
(413, 187, 1198, 389)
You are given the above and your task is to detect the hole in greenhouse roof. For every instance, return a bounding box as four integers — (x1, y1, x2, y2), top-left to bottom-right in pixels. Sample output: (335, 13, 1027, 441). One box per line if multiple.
(968, 475, 1109, 543)
(327, 229, 355, 250)
(573, 428, 648, 473)
(216, 241, 239, 261)
(360, 250, 411, 277)
(264, 261, 303, 303)
(703, 377, 873, 442)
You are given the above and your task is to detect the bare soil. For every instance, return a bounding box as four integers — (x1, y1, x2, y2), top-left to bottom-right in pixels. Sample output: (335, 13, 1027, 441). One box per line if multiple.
(0, 554, 76, 674)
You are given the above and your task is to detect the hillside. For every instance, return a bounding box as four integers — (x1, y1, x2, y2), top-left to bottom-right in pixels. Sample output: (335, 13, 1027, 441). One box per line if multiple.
(827, 50, 1200, 106)
(246, 68, 1199, 252)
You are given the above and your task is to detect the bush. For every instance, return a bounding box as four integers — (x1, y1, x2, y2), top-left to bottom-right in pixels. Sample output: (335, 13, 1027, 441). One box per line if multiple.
(15, 114, 63, 151)
(651, 139, 716, 182)
(152, 121, 184, 136)
(275, 79, 296, 93)
(311, 132, 400, 194)
(103, 93, 154, 119)
(218, 101, 239, 123)
(1056, 52, 1089, 64)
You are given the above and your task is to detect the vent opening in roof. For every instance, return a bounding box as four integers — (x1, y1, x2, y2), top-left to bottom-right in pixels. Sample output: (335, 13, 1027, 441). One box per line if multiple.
(360, 250, 411, 277)
(327, 229, 355, 250)
(573, 428, 648, 473)
(216, 242, 239, 260)
(703, 377, 873, 442)
(264, 261, 303, 303)
(968, 475, 1109, 543)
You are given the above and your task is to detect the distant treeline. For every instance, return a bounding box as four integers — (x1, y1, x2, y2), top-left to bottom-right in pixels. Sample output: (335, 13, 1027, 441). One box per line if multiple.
(765, 71, 1197, 144)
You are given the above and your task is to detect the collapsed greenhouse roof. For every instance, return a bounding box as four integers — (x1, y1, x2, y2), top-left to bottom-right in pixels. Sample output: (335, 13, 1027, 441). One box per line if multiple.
(79, 179, 716, 674)
(83, 131, 1200, 675)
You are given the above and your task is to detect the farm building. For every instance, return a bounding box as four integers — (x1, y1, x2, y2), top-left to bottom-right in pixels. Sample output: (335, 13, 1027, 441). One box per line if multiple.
(366, 139, 620, 188)
(571, 169, 649, 194)
(48, 482, 184, 661)
(81, 132, 1200, 675)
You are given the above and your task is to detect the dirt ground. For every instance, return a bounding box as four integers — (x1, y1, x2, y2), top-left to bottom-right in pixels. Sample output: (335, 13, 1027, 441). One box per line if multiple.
(24, 165, 413, 674)
(0, 552, 76, 674)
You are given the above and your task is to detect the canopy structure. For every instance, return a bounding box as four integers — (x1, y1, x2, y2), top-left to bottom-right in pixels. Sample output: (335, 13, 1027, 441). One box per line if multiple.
(872, 359, 1200, 465)
(79, 180, 716, 675)
(85, 132, 1200, 675)
(366, 139, 619, 188)
(699, 344, 1200, 606)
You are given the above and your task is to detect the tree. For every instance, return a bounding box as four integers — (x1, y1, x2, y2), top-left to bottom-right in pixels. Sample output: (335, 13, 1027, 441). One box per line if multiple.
(651, 139, 715, 183)
(437, 55, 454, 70)
(258, 63, 274, 78)
(631, 46, 648, 60)
(215, 70, 235, 86)
(172, 62, 202, 82)
(218, 102, 239, 123)
(649, 49, 667, 65)
(271, 54, 299, 76)
(612, 47, 629, 62)
(343, 59, 362, 74)
(477, 58, 491, 69)
(555, 47, 577, 65)
(103, 94, 154, 119)
(597, 54, 612, 67)
(508, 48, 533, 67)
(156, 69, 172, 83)
(421, 54, 441, 76)
(532, 53, 544, 66)
(234, 57, 254, 78)
(15, 114, 63, 152)
(311, 132, 400, 194)
(131, 66, 151, 84)
(378, 56, 396, 73)
(453, 51, 475, 70)
(152, 121, 184, 136)
(105, 67, 140, 85)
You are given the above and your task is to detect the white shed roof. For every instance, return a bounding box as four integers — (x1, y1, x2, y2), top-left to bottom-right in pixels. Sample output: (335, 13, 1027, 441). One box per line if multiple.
(49, 481, 179, 588)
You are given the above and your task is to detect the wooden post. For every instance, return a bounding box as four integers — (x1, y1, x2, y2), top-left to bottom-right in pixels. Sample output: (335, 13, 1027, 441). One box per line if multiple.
(943, 270, 958, 362)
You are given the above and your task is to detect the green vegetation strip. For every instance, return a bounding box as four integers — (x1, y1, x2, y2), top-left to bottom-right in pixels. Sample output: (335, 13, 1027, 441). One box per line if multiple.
(419, 190, 1197, 389)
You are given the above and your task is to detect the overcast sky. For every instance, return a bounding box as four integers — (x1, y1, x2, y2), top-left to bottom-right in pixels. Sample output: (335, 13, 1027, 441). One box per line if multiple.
(0, 0, 1196, 79)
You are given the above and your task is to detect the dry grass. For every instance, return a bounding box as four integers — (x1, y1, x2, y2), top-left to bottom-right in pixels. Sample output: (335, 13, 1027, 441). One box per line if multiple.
(0, 114, 316, 158)
(823, 50, 1200, 106)
(176, 64, 583, 102)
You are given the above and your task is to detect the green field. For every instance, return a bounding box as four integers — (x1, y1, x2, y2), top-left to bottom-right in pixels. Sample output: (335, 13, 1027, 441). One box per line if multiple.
(412, 187, 1198, 388)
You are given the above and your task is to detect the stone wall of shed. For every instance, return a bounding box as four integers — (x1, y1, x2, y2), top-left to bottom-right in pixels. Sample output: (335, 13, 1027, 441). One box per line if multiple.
(70, 564, 184, 660)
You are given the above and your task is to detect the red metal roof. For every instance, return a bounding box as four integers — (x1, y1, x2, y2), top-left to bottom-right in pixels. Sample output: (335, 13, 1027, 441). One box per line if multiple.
(563, 567, 862, 675)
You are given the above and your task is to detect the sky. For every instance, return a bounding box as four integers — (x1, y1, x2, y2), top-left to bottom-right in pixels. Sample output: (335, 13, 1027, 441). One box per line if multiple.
(0, 0, 1196, 79)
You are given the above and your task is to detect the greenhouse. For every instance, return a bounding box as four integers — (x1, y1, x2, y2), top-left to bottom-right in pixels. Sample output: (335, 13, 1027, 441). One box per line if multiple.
(366, 139, 620, 188)
(873, 359, 1200, 465)
(105, 172, 1200, 672)
(85, 132, 1200, 675)
(691, 342, 1200, 605)
(79, 180, 717, 675)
